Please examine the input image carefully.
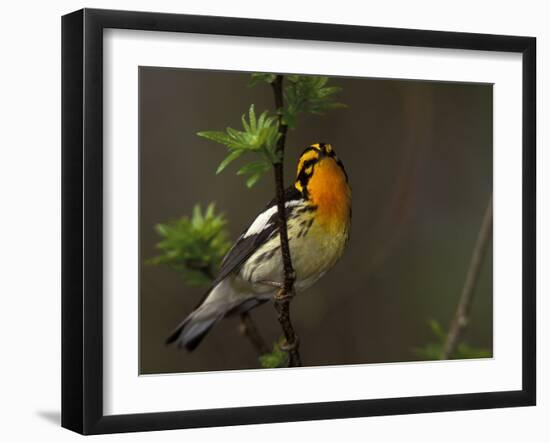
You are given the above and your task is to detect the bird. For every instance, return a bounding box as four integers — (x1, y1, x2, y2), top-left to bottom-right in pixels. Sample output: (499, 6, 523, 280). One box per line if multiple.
(166, 142, 351, 351)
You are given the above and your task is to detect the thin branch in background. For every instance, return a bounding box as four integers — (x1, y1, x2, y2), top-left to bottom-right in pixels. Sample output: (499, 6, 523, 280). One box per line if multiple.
(270, 74, 302, 367)
(196, 265, 270, 357)
(442, 194, 493, 359)
(239, 312, 270, 355)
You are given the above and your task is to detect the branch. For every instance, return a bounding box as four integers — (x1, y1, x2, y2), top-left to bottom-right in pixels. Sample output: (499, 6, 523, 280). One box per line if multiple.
(442, 194, 493, 359)
(196, 266, 270, 357)
(239, 312, 270, 355)
(270, 74, 302, 367)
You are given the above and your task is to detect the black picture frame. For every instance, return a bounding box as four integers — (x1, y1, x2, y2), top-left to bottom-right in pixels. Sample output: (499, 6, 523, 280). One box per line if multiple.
(62, 8, 536, 435)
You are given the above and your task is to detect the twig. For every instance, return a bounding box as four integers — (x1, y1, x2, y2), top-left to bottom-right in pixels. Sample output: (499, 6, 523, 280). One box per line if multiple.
(195, 265, 269, 356)
(239, 312, 270, 355)
(270, 74, 302, 367)
(442, 195, 493, 359)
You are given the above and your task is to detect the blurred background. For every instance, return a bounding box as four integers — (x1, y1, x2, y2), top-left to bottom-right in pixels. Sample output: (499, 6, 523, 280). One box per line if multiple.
(139, 67, 492, 374)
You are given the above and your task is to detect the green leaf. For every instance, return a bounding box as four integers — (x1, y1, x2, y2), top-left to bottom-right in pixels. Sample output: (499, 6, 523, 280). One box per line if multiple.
(235, 160, 271, 188)
(249, 104, 257, 132)
(204, 202, 215, 218)
(197, 104, 280, 187)
(192, 204, 203, 228)
(259, 338, 290, 368)
(282, 75, 345, 128)
(412, 319, 492, 361)
(455, 343, 492, 359)
(236, 160, 270, 175)
(196, 131, 232, 146)
(249, 73, 277, 87)
(317, 85, 342, 97)
(245, 173, 262, 188)
(216, 150, 244, 174)
(428, 318, 446, 341)
(241, 112, 251, 133)
(412, 342, 445, 360)
(148, 203, 232, 287)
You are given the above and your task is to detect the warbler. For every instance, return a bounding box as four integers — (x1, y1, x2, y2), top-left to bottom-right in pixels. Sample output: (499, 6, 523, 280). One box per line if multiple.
(167, 143, 351, 350)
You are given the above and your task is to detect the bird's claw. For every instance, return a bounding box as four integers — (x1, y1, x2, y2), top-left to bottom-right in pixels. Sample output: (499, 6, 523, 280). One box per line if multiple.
(274, 288, 295, 302)
(280, 335, 300, 352)
(259, 280, 284, 289)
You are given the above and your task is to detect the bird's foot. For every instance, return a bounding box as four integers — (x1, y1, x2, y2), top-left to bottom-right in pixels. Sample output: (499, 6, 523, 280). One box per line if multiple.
(259, 280, 284, 289)
(258, 281, 294, 301)
(274, 289, 294, 302)
(280, 335, 300, 351)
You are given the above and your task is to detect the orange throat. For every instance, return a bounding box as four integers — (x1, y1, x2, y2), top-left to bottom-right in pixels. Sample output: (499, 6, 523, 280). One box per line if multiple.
(305, 158, 351, 231)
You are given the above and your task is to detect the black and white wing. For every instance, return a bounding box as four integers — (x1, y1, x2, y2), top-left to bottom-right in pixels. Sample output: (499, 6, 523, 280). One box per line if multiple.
(213, 186, 302, 286)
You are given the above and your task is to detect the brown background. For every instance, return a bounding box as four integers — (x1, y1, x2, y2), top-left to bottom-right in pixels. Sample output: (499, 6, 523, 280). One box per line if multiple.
(139, 67, 493, 374)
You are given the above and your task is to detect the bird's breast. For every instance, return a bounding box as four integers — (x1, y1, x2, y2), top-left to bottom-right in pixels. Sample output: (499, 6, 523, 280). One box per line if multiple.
(238, 206, 349, 294)
(306, 157, 351, 234)
(289, 215, 349, 291)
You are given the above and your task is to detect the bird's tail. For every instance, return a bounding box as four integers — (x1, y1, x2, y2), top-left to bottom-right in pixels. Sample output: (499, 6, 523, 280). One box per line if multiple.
(165, 279, 248, 351)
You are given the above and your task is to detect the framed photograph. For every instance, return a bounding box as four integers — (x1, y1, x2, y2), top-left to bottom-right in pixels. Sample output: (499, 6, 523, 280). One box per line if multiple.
(62, 8, 536, 434)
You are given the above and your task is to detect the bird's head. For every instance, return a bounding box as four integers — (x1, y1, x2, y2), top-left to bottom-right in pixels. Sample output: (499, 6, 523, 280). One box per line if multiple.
(294, 143, 349, 198)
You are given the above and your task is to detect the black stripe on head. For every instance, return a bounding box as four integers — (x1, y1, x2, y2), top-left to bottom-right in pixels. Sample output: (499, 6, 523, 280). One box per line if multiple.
(296, 159, 317, 198)
(295, 146, 321, 197)
(295, 143, 348, 194)
(298, 146, 318, 159)
(315, 143, 336, 158)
